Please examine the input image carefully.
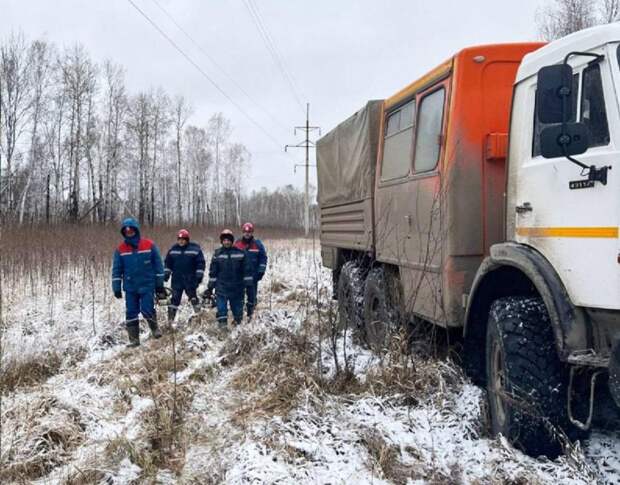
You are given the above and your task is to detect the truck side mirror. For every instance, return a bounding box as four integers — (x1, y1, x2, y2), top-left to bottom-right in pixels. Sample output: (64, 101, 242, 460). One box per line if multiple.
(540, 122, 589, 159)
(536, 64, 574, 124)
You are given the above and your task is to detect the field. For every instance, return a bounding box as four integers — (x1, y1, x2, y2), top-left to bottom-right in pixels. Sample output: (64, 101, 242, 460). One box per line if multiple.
(0, 226, 618, 484)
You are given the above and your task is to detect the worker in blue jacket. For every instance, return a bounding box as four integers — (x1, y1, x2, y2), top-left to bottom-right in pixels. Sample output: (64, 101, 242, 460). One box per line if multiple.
(234, 222, 267, 318)
(111, 218, 165, 347)
(203, 229, 253, 329)
(164, 229, 206, 323)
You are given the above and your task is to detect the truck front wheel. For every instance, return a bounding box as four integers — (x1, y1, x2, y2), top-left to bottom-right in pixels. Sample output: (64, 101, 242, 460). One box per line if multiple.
(486, 296, 579, 458)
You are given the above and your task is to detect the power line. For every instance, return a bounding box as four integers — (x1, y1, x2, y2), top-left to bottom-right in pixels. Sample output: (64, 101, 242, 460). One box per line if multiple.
(148, 0, 289, 133)
(246, 0, 305, 111)
(126, 0, 282, 149)
(242, 0, 306, 114)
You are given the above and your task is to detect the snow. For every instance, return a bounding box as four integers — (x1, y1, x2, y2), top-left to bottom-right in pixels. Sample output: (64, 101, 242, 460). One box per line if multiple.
(1, 238, 618, 484)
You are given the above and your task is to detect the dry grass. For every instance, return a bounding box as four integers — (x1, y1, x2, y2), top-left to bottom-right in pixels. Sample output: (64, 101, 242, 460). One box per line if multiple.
(0, 396, 85, 482)
(61, 467, 109, 485)
(0, 224, 303, 274)
(366, 434, 469, 484)
(218, 329, 269, 367)
(363, 430, 411, 485)
(1, 352, 64, 394)
(362, 430, 466, 485)
(229, 325, 318, 425)
(269, 279, 289, 294)
(91, 326, 199, 479)
(1, 347, 87, 394)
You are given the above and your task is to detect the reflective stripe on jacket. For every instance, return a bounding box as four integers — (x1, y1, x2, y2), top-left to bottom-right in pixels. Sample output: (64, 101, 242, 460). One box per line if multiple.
(233, 237, 267, 279)
(112, 238, 164, 294)
(164, 242, 206, 290)
(207, 246, 253, 296)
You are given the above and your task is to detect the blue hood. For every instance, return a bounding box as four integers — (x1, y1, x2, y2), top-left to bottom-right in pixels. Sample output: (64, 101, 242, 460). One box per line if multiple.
(120, 217, 141, 247)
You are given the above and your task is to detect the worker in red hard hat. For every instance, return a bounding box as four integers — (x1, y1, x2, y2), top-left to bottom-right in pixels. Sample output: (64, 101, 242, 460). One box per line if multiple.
(163, 229, 206, 323)
(234, 222, 268, 319)
(203, 229, 253, 329)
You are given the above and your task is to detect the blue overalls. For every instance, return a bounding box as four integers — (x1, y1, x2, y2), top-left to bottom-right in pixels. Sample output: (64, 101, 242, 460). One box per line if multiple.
(111, 218, 165, 329)
(233, 237, 267, 317)
(207, 245, 253, 326)
(164, 241, 206, 320)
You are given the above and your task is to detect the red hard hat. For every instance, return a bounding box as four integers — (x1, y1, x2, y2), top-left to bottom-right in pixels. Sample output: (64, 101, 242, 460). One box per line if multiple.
(177, 229, 190, 240)
(220, 229, 234, 242)
(242, 222, 254, 233)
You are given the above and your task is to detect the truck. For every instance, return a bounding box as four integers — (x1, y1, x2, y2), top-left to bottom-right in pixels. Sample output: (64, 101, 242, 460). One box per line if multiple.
(316, 24, 620, 458)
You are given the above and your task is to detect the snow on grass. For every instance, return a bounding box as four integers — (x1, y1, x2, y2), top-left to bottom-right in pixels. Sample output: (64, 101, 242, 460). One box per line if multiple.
(1, 238, 618, 484)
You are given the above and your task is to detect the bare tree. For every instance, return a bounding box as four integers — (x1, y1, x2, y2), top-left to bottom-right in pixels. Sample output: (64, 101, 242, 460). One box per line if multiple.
(173, 95, 192, 223)
(126, 92, 154, 225)
(184, 125, 211, 224)
(207, 112, 230, 225)
(599, 0, 620, 21)
(0, 33, 317, 229)
(0, 33, 33, 219)
(537, 0, 619, 40)
(226, 143, 250, 227)
(149, 88, 170, 225)
(60, 44, 97, 222)
(18, 40, 52, 223)
(99, 60, 127, 223)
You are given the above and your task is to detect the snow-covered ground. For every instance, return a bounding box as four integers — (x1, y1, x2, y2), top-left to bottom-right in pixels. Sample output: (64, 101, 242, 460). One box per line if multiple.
(1, 238, 618, 484)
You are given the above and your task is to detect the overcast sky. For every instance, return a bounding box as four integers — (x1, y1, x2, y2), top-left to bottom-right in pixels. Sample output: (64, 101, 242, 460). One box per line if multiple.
(4, 0, 546, 192)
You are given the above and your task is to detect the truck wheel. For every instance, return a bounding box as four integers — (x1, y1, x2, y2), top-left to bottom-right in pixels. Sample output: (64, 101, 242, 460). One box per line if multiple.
(486, 296, 581, 458)
(337, 261, 365, 333)
(363, 267, 400, 352)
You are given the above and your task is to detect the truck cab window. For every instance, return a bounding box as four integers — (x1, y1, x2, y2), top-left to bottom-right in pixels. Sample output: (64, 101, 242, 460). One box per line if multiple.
(381, 100, 415, 180)
(581, 63, 610, 147)
(413, 88, 445, 173)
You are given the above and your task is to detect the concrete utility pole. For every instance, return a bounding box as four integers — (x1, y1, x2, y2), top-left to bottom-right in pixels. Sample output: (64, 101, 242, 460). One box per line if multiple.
(285, 103, 320, 236)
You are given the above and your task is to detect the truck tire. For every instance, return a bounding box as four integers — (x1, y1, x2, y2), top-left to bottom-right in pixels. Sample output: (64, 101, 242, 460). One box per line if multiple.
(337, 261, 365, 333)
(486, 296, 582, 458)
(362, 266, 400, 352)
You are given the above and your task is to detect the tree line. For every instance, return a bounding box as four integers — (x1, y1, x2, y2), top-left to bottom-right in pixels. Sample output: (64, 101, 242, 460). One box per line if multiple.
(0, 33, 312, 229)
(537, 0, 619, 40)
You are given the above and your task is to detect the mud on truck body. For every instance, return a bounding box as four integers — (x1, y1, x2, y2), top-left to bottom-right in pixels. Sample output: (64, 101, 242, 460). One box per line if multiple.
(317, 25, 620, 457)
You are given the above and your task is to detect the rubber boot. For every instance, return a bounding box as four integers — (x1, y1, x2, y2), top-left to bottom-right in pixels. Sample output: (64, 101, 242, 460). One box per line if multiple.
(126, 325, 140, 348)
(168, 307, 177, 323)
(147, 316, 162, 339)
(233, 318, 242, 327)
(217, 317, 228, 331)
(191, 297, 201, 314)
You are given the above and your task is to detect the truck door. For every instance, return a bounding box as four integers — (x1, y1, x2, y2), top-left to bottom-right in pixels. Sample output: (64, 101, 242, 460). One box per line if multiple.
(513, 45, 620, 310)
(375, 81, 449, 321)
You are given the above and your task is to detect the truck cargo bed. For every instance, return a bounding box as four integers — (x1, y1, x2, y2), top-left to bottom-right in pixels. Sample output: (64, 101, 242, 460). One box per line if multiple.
(316, 100, 382, 257)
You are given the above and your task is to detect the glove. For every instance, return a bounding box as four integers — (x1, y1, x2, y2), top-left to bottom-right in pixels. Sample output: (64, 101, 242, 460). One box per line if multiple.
(257, 273, 264, 281)
(156, 287, 167, 299)
(114, 290, 123, 299)
(202, 287, 213, 300)
(164, 273, 170, 282)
